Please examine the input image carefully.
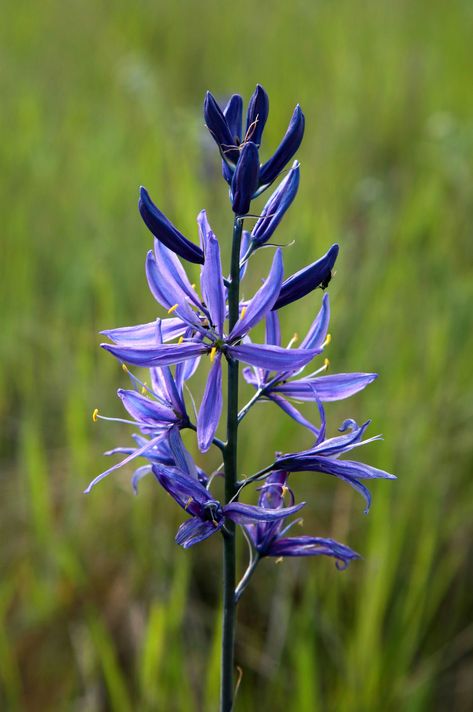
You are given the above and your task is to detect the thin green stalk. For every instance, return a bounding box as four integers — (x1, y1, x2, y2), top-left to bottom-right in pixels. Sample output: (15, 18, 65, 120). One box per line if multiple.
(220, 217, 243, 712)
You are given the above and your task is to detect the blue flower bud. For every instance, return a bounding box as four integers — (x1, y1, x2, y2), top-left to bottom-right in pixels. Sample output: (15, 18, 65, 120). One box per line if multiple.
(259, 105, 305, 187)
(138, 187, 204, 264)
(251, 162, 300, 246)
(272, 244, 339, 310)
(230, 142, 260, 215)
(204, 91, 240, 166)
(246, 84, 269, 147)
(223, 94, 243, 144)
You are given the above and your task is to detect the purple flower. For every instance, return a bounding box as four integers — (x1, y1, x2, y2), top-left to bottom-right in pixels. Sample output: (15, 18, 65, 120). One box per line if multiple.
(245, 471, 360, 568)
(153, 463, 305, 549)
(273, 420, 396, 513)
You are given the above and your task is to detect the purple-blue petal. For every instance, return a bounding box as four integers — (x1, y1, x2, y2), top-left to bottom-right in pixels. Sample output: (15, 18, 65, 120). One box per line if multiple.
(224, 500, 305, 524)
(231, 141, 260, 215)
(117, 389, 176, 424)
(199, 211, 226, 334)
(246, 84, 269, 147)
(224, 93, 243, 144)
(175, 518, 221, 548)
(229, 343, 320, 371)
(251, 162, 300, 245)
(197, 354, 223, 453)
(101, 341, 207, 368)
(259, 105, 305, 187)
(204, 91, 239, 165)
(101, 318, 186, 346)
(152, 464, 212, 513)
(273, 373, 378, 401)
(273, 244, 339, 310)
(267, 536, 360, 567)
(300, 293, 330, 350)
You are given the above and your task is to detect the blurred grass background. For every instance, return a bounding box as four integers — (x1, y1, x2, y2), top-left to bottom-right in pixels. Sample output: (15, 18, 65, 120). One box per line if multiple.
(1, 0, 473, 709)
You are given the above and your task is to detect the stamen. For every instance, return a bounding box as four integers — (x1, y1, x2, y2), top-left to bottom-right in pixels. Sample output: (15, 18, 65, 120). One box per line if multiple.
(178, 336, 184, 345)
(122, 363, 129, 373)
(209, 346, 217, 363)
(240, 306, 247, 320)
(324, 358, 330, 370)
(275, 557, 284, 564)
(323, 333, 332, 348)
(298, 519, 304, 527)
(167, 303, 179, 314)
(92, 408, 99, 422)
(141, 382, 147, 395)
(287, 333, 299, 348)
(184, 497, 193, 510)
(281, 485, 289, 497)
(191, 283, 196, 289)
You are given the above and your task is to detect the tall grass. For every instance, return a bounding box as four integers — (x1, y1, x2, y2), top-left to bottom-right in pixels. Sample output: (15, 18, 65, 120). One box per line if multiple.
(1, 0, 473, 709)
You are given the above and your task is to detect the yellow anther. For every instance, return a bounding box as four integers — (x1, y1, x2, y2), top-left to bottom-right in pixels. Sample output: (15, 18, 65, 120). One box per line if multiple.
(324, 358, 330, 370)
(209, 346, 217, 363)
(167, 303, 179, 314)
(92, 408, 99, 422)
(184, 497, 193, 511)
(298, 519, 304, 527)
(178, 336, 184, 345)
(323, 333, 332, 348)
(191, 283, 196, 289)
(122, 363, 129, 373)
(287, 332, 299, 348)
(240, 306, 247, 320)
(275, 557, 284, 564)
(141, 382, 147, 395)
(281, 485, 289, 497)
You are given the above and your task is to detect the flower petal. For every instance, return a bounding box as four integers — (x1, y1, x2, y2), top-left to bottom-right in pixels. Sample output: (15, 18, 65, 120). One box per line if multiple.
(268, 536, 360, 568)
(197, 354, 223, 453)
(231, 141, 260, 215)
(229, 343, 320, 371)
(224, 500, 305, 524)
(246, 84, 269, 147)
(273, 373, 378, 401)
(152, 464, 211, 513)
(251, 162, 299, 246)
(139, 187, 204, 264)
(204, 91, 239, 165)
(259, 105, 305, 187)
(300, 293, 330, 350)
(117, 389, 176, 424)
(146, 249, 202, 330)
(224, 93, 243, 144)
(175, 518, 221, 548)
(101, 341, 207, 368)
(269, 393, 320, 434)
(230, 249, 283, 340)
(198, 211, 226, 334)
(101, 318, 186, 346)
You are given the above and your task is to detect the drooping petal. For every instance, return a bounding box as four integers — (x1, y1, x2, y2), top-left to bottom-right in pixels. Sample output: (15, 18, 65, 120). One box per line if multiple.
(131, 465, 152, 494)
(273, 244, 339, 310)
(251, 163, 300, 246)
(231, 141, 260, 215)
(101, 318, 186, 346)
(85, 434, 164, 493)
(204, 91, 240, 165)
(277, 454, 396, 481)
(273, 373, 378, 401)
(224, 93, 243, 144)
(152, 464, 212, 514)
(229, 343, 320, 371)
(101, 341, 207, 368)
(139, 187, 204, 264)
(269, 393, 320, 434)
(146, 250, 202, 330)
(175, 517, 222, 548)
(267, 536, 360, 568)
(230, 249, 283, 340)
(246, 84, 269, 147)
(224, 500, 305, 524)
(197, 354, 223, 453)
(198, 211, 225, 334)
(309, 420, 373, 456)
(300, 293, 330, 350)
(167, 426, 199, 479)
(259, 105, 305, 187)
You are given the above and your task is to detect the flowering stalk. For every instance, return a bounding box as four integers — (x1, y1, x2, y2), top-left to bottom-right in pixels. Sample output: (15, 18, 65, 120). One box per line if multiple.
(87, 85, 395, 712)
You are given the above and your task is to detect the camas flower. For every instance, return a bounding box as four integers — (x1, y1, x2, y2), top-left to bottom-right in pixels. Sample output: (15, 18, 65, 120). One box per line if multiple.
(273, 419, 396, 513)
(244, 471, 360, 567)
(153, 463, 305, 549)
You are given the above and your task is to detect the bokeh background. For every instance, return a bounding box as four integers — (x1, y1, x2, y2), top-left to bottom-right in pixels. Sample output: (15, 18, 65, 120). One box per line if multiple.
(2, 0, 473, 710)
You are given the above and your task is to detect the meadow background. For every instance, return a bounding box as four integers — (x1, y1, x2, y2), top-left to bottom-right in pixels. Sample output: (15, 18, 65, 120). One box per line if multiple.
(2, 0, 473, 709)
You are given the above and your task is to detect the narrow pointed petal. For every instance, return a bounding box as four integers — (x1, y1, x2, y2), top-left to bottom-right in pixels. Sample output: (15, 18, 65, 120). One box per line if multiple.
(176, 517, 222, 548)
(269, 393, 320, 434)
(149, 320, 186, 415)
(197, 354, 223, 453)
(230, 249, 283, 340)
(204, 91, 239, 164)
(117, 389, 176, 424)
(167, 426, 199, 479)
(310, 420, 372, 456)
(153, 464, 211, 513)
(229, 343, 320, 371)
(259, 105, 305, 187)
(85, 434, 163, 493)
(101, 318, 186, 346)
(146, 250, 202, 329)
(131, 465, 152, 494)
(224, 93, 243, 143)
(274, 373, 378, 401)
(224, 500, 305, 524)
(101, 341, 207, 368)
(251, 162, 300, 246)
(268, 536, 360, 567)
(154, 239, 201, 310)
(231, 142, 260, 215)
(239, 230, 251, 280)
(199, 211, 225, 334)
(273, 244, 339, 310)
(277, 454, 396, 481)
(300, 293, 330, 350)
(265, 310, 281, 347)
(246, 84, 269, 147)
(139, 187, 204, 264)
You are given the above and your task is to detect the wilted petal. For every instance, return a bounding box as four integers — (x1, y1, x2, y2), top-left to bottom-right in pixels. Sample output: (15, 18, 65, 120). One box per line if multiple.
(101, 341, 207, 368)
(197, 354, 223, 453)
(224, 500, 305, 524)
(85, 434, 164, 493)
(251, 163, 300, 246)
(230, 249, 283, 340)
(153, 464, 211, 514)
(229, 343, 320, 371)
(268, 536, 360, 568)
(175, 518, 222, 548)
(259, 105, 305, 187)
(231, 141, 260, 215)
(199, 211, 226, 334)
(273, 244, 339, 310)
(139, 187, 204, 264)
(167, 426, 199, 479)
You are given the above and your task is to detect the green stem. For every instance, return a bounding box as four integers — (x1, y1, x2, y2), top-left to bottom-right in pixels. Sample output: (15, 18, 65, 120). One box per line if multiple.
(220, 217, 243, 712)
